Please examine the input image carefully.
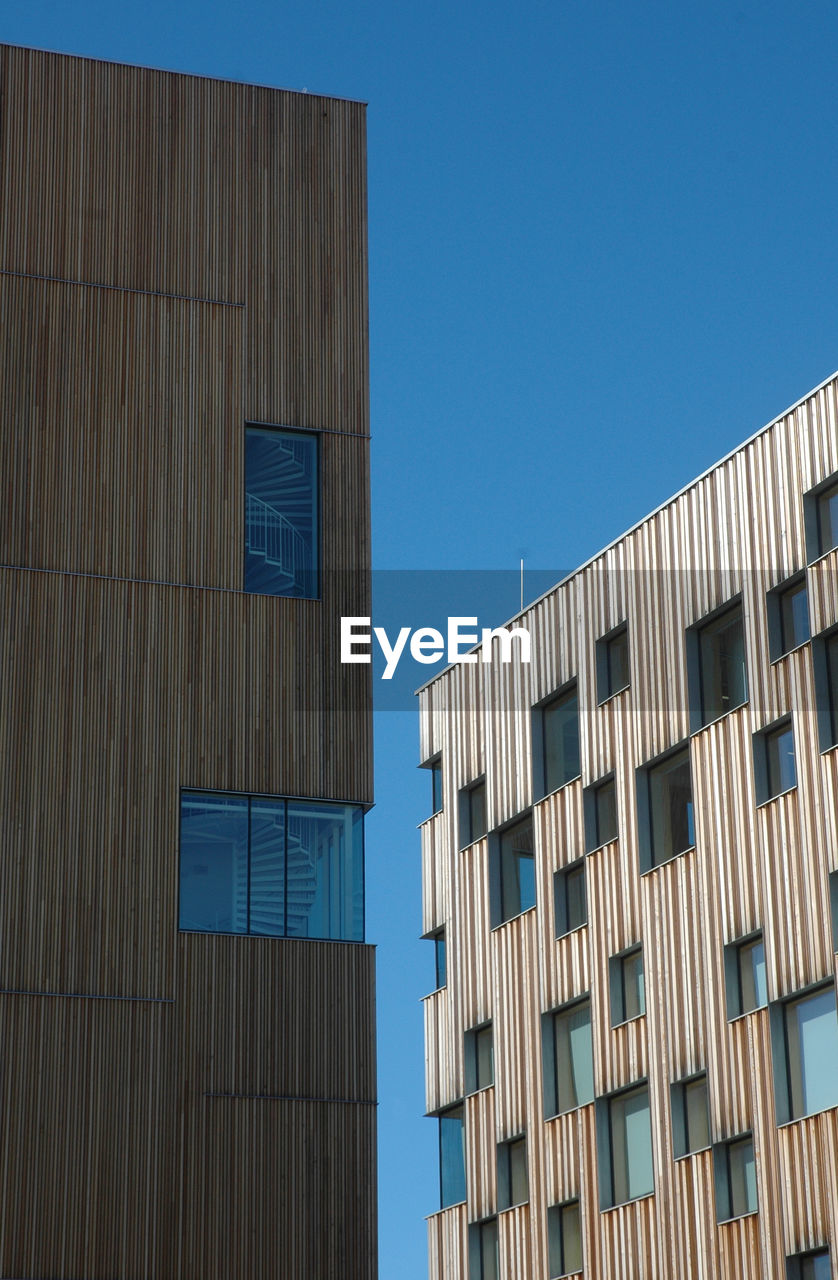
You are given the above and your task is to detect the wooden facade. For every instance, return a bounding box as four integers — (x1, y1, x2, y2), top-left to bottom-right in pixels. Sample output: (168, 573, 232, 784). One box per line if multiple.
(0, 45, 375, 1279)
(420, 374, 838, 1278)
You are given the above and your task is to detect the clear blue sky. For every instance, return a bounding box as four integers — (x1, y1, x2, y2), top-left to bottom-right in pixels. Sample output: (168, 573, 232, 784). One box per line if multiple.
(5, 2, 838, 1276)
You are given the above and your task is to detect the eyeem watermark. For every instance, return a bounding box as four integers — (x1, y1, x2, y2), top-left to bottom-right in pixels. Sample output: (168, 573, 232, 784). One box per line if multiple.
(341, 616, 532, 680)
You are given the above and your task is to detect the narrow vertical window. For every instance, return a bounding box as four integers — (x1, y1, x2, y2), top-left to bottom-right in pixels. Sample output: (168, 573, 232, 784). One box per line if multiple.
(643, 745, 694, 868)
(714, 1135, 757, 1221)
(672, 1073, 710, 1157)
(438, 1105, 466, 1208)
(548, 1200, 583, 1276)
(544, 999, 594, 1116)
(554, 860, 587, 937)
(497, 1136, 528, 1210)
(535, 687, 580, 797)
(607, 1085, 654, 1204)
(498, 816, 535, 922)
(465, 1022, 494, 1093)
(244, 427, 318, 597)
(596, 623, 630, 702)
(610, 946, 645, 1025)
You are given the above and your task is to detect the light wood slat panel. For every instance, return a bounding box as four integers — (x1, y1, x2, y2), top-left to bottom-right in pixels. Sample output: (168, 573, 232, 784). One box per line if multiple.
(457, 840, 492, 1031)
(779, 1111, 838, 1255)
(669, 1152, 717, 1280)
(595, 1195, 658, 1278)
(498, 1204, 532, 1280)
(465, 1087, 496, 1223)
(424, 988, 455, 1114)
(427, 1205, 467, 1280)
(493, 911, 541, 1140)
(808, 548, 838, 636)
(717, 1213, 763, 1279)
(421, 814, 448, 934)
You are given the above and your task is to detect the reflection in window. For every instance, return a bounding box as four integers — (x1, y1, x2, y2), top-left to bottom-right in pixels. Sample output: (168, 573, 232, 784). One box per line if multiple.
(697, 605, 748, 725)
(545, 1000, 594, 1116)
(499, 817, 536, 922)
(784, 986, 838, 1119)
(608, 1085, 654, 1205)
(244, 427, 318, 597)
(548, 1200, 583, 1277)
(648, 747, 694, 867)
(179, 791, 363, 941)
(438, 1105, 466, 1208)
(541, 689, 581, 795)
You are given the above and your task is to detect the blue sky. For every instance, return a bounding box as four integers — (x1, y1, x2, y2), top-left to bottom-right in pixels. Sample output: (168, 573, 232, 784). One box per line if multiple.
(5, 2, 838, 1276)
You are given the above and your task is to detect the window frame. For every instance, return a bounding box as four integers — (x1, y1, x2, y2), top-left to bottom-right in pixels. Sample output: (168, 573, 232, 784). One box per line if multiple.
(464, 1021, 494, 1095)
(596, 622, 630, 705)
(686, 597, 749, 732)
(244, 423, 320, 599)
(422, 756, 443, 817)
(458, 776, 487, 849)
(547, 1198, 584, 1277)
(583, 773, 618, 852)
(812, 625, 838, 754)
(770, 980, 838, 1124)
(596, 1080, 655, 1210)
(554, 857, 587, 938)
(542, 995, 595, 1119)
(724, 931, 768, 1020)
(609, 944, 646, 1027)
(468, 1218, 499, 1280)
(804, 470, 838, 564)
(753, 715, 797, 805)
(496, 1134, 529, 1211)
(786, 1247, 832, 1280)
(636, 741, 695, 873)
(532, 681, 581, 802)
(766, 573, 810, 662)
(489, 811, 536, 928)
(671, 1071, 711, 1159)
(713, 1132, 758, 1223)
(437, 1102, 466, 1209)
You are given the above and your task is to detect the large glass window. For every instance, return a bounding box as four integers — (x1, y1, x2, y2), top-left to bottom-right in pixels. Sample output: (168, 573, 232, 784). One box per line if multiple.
(244, 427, 318, 597)
(538, 688, 581, 797)
(179, 791, 363, 941)
(816, 480, 838, 557)
(548, 1200, 583, 1277)
(498, 816, 536, 923)
(714, 1135, 757, 1221)
(646, 746, 694, 868)
(497, 1136, 528, 1210)
(545, 999, 594, 1116)
(784, 986, 838, 1119)
(438, 1105, 466, 1208)
(608, 1085, 654, 1205)
(694, 603, 748, 726)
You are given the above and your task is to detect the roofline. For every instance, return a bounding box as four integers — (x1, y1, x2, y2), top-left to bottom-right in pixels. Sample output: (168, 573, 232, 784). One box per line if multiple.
(0, 41, 368, 107)
(416, 365, 838, 696)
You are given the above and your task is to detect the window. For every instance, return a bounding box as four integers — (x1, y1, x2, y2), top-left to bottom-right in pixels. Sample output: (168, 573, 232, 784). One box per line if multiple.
(830, 872, 838, 953)
(754, 719, 797, 803)
(543, 999, 594, 1117)
(497, 1135, 528, 1210)
(554, 860, 587, 937)
(714, 1134, 757, 1221)
(804, 473, 838, 563)
(424, 758, 443, 816)
(767, 575, 810, 660)
(596, 623, 630, 702)
(610, 946, 645, 1025)
(459, 778, 487, 847)
(465, 1023, 494, 1094)
(771, 983, 838, 1123)
(787, 1248, 832, 1280)
(584, 775, 617, 851)
(671, 1073, 711, 1158)
(548, 1200, 583, 1277)
(637, 744, 694, 871)
(597, 1083, 654, 1208)
(725, 934, 767, 1018)
(244, 426, 318, 597)
(427, 928, 447, 990)
(468, 1219, 498, 1280)
(179, 790, 363, 941)
(438, 1105, 466, 1208)
(491, 814, 536, 926)
(533, 686, 580, 800)
(813, 628, 838, 752)
(688, 602, 748, 729)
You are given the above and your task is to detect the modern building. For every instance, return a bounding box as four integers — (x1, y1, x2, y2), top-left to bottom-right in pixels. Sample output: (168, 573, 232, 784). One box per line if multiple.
(419, 372, 838, 1279)
(0, 45, 376, 1279)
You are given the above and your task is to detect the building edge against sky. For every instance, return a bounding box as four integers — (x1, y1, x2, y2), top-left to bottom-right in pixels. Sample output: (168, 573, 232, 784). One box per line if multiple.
(419, 372, 838, 1279)
(0, 44, 376, 1279)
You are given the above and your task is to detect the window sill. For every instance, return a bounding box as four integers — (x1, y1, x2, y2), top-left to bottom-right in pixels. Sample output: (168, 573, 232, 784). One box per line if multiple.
(498, 1199, 528, 1214)
(556, 922, 588, 941)
(596, 683, 630, 707)
(640, 844, 695, 876)
(610, 1013, 646, 1030)
(535, 773, 583, 804)
(587, 836, 618, 855)
(726, 1004, 768, 1024)
(717, 1209, 758, 1225)
(755, 785, 797, 809)
(777, 1101, 838, 1129)
(492, 905, 537, 932)
(691, 701, 749, 735)
(674, 1144, 711, 1161)
(601, 1190, 655, 1213)
(769, 638, 810, 665)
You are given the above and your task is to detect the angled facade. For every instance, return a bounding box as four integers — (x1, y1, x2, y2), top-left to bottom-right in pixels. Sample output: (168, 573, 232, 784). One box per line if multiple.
(420, 373, 838, 1279)
(0, 45, 375, 1279)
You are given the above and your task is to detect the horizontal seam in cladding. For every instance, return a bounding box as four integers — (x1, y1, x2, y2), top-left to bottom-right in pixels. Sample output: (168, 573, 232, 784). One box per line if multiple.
(205, 1092, 378, 1105)
(0, 562, 301, 594)
(0, 988, 174, 1002)
(247, 417, 371, 439)
(0, 267, 244, 308)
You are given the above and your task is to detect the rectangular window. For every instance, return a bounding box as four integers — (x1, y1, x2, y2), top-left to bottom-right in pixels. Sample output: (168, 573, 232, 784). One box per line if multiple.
(544, 999, 594, 1117)
(425, 758, 443, 816)
(688, 602, 748, 729)
(768, 575, 810, 660)
(244, 426, 318, 597)
(725, 934, 767, 1018)
(610, 946, 645, 1025)
(640, 745, 694, 871)
(438, 1105, 466, 1208)
(459, 778, 487, 847)
(548, 1200, 583, 1277)
(494, 815, 536, 924)
(179, 791, 363, 941)
(714, 1135, 757, 1221)
(813, 630, 838, 751)
(672, 1073, 710, 1157)
(465, 1022, 494, 1094)
(830, 871, 838, 953)
(497, 1136, 528, 1210)
(584, 775, 617, 851)
(429, 928, 447, 990)
(596, 624, 630, 702)
(468, 1219, 499, 1280)
(534, 687, 580, 799)
(804, 473, 838, 563)
(787, 1249, 832, 1280)
(605, 1085, 654, 1206)
(554, 860, 587, 937)
(754, 718, 797, 804)
(784, 985, 838, 1119)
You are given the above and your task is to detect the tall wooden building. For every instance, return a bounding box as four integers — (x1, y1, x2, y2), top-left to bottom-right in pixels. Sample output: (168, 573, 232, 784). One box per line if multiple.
(420, 373, 838, 1279)
(0, 45, 376, 1279)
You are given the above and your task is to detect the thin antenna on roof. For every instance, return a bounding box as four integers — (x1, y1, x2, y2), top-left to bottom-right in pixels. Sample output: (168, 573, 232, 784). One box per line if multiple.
(520, 558, 524, 612)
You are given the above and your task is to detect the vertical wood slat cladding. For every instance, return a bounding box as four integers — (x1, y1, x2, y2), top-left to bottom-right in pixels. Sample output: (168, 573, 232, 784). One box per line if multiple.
(423, 372, 838, 1279)
(0, 45, 374, 1280)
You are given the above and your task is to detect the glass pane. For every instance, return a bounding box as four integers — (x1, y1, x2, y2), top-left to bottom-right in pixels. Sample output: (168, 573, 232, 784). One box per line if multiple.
(766, 725, 797, 797)
(699, 608, 748, 723)
(595, 779, 617, 845)
(543, 691, 580, 793)
(480, 1220, 499, 1280)
(607, 629, 630, 695)
(245, 428, 318, 597)
(509, 1137, 528, 1205)
(431, 762, 443, 814)
(738, 939, 766, 1013)
(476, 1025, 494, 1089)
(801, 1251, 831, 1280)
(248, 798, 286, 936)
(787, 987, 838, 1118)
(611, 1087, 653, 1202)
(684, 1077, 710, 1152)
(555, 1003, 594, 1111)
(622, 950, 645, 1020)
(649, 748, 693, 864)
(285, 800, 363, 941)
(561, 1201, 583, 1273)
(434, 933, 446, 988)
(501, 819, 534, 920)
(817, 481, 838, 555)
(829, 634, 838, 746)
(779, 580, 810, 652)
(180, 792, 249, 932)
(728, 1138, 756, 1217)
(469, 782, 487, 841)
(439, 1108, 466, 1207)
(548, 1206, 563, 1277)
